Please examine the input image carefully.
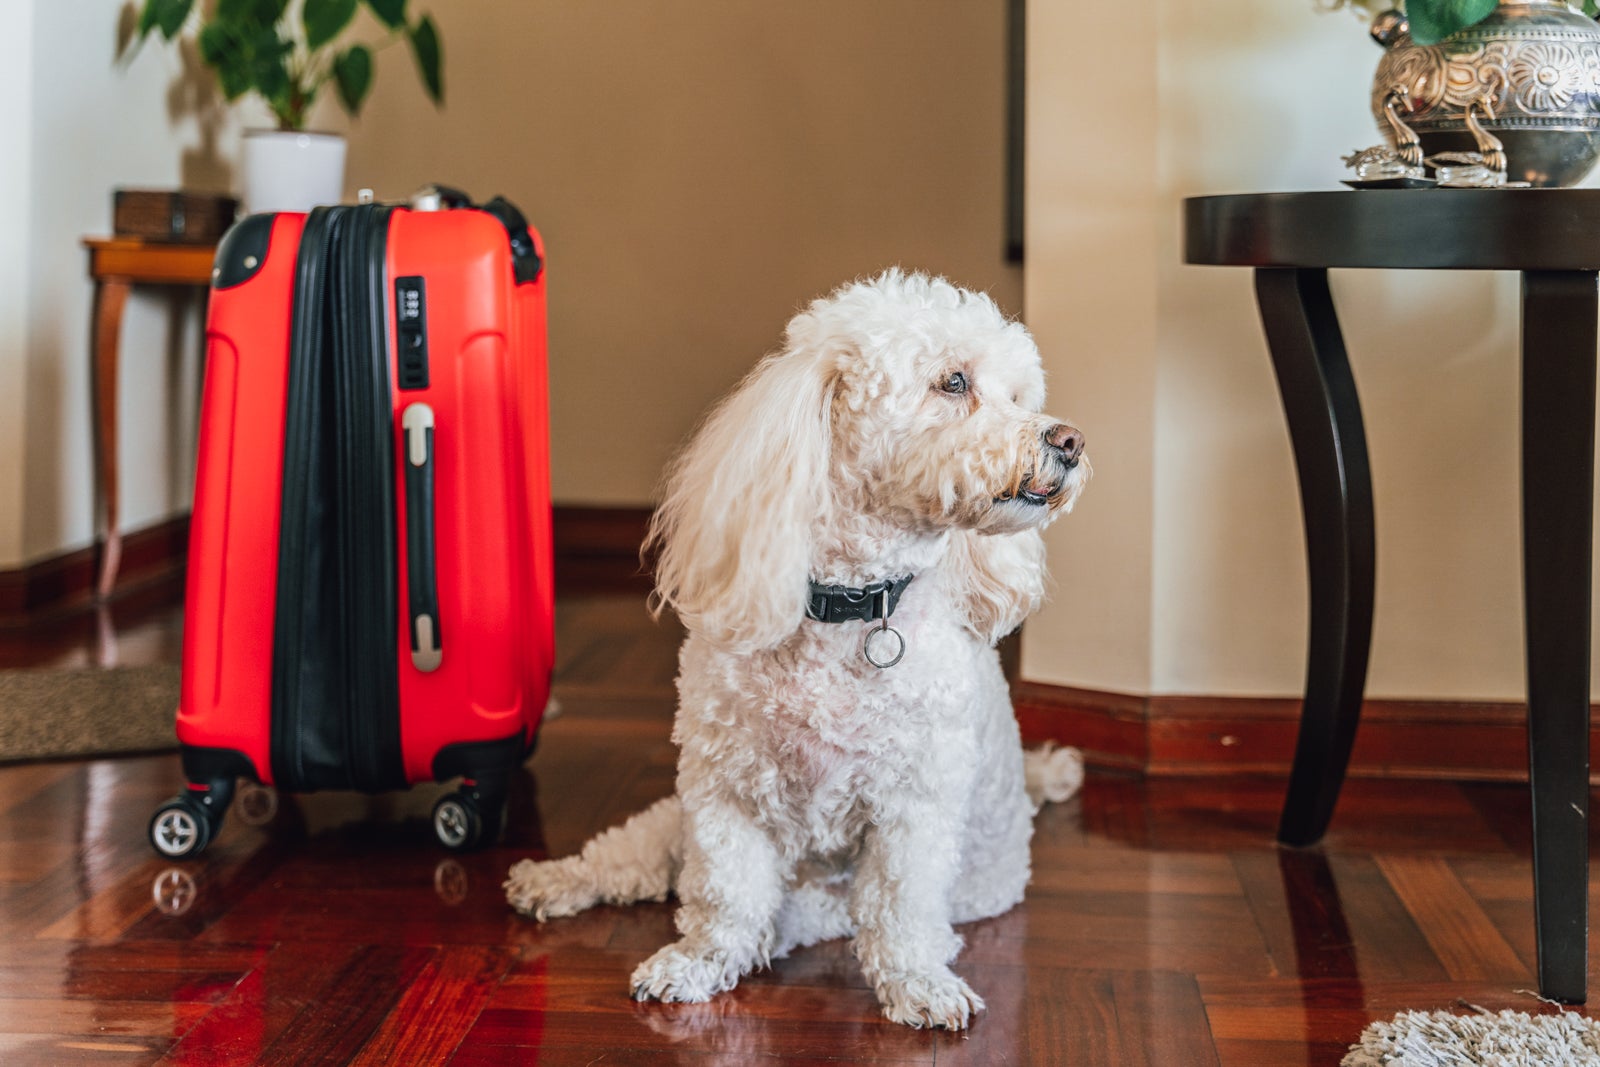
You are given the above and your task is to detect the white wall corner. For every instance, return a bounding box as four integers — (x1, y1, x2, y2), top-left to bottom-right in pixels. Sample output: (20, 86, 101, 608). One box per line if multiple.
(22, 0, 242, 565)
(0, 0, 37, 568)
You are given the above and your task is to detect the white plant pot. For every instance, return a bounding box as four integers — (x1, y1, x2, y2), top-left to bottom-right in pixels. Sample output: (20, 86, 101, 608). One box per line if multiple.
(240, 130, 347, 215)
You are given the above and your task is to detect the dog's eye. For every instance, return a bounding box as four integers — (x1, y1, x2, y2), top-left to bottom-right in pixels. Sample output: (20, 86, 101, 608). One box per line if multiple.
(939, 372, 968, 396)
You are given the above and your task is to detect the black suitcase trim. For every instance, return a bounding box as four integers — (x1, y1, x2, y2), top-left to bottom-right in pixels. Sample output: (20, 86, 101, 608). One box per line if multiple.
(432, 733, 528, 784)
(270, 204, 407, 795)
(212, 213, 276, 290)
(180, 744, 258, 788)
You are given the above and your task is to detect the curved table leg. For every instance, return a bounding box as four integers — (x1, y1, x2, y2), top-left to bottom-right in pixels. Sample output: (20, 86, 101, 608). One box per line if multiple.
(1520, 270, 1595, 1005)
(92, 277, 130, 600)
(1253, 268, 1376, 848)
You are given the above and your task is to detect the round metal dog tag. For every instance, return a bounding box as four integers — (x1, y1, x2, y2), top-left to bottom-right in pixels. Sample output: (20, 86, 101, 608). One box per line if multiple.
(863, 625, 906, 669)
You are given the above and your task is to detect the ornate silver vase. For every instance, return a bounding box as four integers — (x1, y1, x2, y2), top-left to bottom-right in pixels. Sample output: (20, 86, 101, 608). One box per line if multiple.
(1371, 0, 1600, 186)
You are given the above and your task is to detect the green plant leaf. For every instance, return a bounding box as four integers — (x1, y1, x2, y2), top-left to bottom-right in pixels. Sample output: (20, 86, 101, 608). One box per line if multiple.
(198, 21, 252, 99)
(194, 7, 303, 121)
(218, 0, 288, 22)
(138, 0, 193, 40)
(247, 25, 293, 101)
(364, 0, 407, 29)
(409, 15, 443, 103)
(303, 0, 358, 50)
(1586, 0, 1598, 17)
(214, 0, 290, 32)
(334, 45, 374, 115)
(1405, 0, 1499, 45)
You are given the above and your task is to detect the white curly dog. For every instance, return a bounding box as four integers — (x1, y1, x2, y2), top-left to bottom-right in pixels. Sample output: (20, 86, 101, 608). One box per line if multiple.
(505, 270, 1090, 1030)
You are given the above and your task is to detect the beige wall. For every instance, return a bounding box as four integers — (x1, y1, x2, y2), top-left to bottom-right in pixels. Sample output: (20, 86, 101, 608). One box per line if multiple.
(344, 0, 1022, 505)
(9, 0, 1018, 569)
(1022, 0, 1594, 701)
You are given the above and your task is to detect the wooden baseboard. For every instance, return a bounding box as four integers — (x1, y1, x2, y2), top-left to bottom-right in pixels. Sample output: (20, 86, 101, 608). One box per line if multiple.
(1013, 679, 1597, 782)
(0, 517, 190, 625)
(0, 505, 657, 624)
(552, 506, 654, 594)
(1013, 682, 1149, 773)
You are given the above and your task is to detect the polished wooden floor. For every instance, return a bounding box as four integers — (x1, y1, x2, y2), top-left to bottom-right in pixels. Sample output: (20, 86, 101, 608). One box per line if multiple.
(0, 594, 1595, 1065)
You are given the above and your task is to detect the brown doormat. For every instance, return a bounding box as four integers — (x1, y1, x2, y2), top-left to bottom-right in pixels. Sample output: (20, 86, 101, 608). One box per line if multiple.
(0, 664, 178, 763)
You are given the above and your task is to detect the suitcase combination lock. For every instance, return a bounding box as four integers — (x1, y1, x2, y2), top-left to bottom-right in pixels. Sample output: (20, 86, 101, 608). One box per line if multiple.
(395, 276, 430, 390)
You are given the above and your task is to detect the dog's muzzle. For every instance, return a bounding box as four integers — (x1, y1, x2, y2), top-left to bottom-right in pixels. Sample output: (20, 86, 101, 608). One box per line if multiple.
(1003, 424, 1085, 506)
(1044, 423, 1085, 469)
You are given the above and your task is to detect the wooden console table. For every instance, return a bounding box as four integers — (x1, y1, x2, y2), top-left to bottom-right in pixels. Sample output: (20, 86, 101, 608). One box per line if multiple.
(82, 238, 216, 598)
(1185, 189, 1599, 1004)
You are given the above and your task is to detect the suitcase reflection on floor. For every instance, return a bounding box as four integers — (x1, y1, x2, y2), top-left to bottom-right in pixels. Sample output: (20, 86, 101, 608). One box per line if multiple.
(144, 762, 546, 921)
(150, 856, 476, 915)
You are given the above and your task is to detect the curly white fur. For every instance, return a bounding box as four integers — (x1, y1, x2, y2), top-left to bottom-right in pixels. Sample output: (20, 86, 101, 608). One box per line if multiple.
(506, 270, 1090, 1030)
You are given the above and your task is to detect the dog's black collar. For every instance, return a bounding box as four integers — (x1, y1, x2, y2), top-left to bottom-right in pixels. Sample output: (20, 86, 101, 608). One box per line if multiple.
(805, 575, 915, 624)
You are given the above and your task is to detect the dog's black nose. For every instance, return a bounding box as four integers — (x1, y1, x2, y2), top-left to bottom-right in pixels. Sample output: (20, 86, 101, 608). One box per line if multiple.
(1044, 424, 1084, 466)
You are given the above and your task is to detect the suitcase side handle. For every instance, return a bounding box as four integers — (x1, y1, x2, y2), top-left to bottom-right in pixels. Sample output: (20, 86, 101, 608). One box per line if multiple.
(402, 403, 443, 672)
(481, 196, 544, 285)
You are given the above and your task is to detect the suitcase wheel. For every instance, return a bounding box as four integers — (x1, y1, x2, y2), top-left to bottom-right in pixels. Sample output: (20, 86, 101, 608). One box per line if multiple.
(149, 797, 215, 859)
(235, 782, 280, 827)
(432, 789, 504, 852)
(148, 778, 235, 859)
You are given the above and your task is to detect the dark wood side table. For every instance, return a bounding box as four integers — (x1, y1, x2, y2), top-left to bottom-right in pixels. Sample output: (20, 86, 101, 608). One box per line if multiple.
(1185, 189, 1598, 1003)
(82, 238, 216, 598)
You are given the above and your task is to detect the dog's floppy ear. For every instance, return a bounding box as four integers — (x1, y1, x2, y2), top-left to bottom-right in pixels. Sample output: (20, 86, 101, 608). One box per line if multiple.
(947, 527, 1048, 647)
(644, 342, 837, 652)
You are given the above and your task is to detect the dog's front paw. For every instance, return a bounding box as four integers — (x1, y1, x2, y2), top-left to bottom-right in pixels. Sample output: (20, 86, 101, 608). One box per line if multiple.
(504, 857, 599, 921)
(630, 942, 742, 1004)
(874, 968, 986, 1030)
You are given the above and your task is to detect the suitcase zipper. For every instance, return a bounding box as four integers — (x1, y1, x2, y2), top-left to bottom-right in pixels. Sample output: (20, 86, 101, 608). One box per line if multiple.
(337, 203, 403, 792)
(271, 208, 333, 789)
(272, 205, 405, 794)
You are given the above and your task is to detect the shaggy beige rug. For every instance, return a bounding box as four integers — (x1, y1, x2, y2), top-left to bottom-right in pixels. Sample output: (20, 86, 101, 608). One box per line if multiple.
(1345, 1007, 1600, 1066)
(0, 665, 178, 763)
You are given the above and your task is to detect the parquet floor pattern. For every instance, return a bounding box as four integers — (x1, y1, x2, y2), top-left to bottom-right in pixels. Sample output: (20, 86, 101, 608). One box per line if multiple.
(0, 595, 1594, 1065)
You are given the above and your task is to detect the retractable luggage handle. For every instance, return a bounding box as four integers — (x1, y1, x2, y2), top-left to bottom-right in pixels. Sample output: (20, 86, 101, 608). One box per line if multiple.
(402, 403, 443, 672)
(409, 185, 543, 283)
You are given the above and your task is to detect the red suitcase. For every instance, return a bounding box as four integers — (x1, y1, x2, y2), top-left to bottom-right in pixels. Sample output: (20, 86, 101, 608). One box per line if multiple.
(148, 194, 553, 856)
